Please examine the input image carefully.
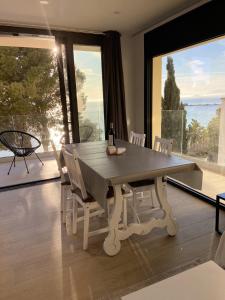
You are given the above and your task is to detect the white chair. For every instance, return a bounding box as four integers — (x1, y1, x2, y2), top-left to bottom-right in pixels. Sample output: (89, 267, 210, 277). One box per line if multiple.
(127, 136, 173, 221)
(51, 139, 71, 223)
(63, 147, 129, 250)
(215, 231, 225, 268)
(153, 136, 173, 154)
(129, 131, 146, 147)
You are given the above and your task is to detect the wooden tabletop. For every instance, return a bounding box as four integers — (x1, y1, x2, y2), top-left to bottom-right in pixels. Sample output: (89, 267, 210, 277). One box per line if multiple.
(66, 140, 196, 185)
(66, 140, 202, 208)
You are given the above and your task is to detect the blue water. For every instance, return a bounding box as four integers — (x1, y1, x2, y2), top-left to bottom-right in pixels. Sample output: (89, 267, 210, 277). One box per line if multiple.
(81, 100, 105, 139)
(182, 97, 221, 127)
(85, 98, 220, 130)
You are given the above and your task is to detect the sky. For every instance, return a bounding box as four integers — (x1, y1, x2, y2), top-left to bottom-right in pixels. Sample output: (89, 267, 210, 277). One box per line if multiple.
(162, 37, 225, 100)
(73, 48, 103, 103)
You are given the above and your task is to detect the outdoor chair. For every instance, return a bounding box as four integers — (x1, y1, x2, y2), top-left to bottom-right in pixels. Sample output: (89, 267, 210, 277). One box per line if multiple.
(80, 125, 93, 142)
(0, 130, 43, 174)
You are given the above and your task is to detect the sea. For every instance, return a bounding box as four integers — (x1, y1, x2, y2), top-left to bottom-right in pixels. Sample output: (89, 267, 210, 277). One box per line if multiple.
(181, 96, 222, 127)
(84, 97, 222, 130)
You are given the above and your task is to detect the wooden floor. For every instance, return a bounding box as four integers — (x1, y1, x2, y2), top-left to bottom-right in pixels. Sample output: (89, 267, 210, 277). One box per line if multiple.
(0, 181, 224, 300)
(202, 168, 225, 199)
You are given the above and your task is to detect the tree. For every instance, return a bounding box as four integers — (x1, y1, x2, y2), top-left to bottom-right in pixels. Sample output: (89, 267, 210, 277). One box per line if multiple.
(207, 108, 220, 162)
(0, 46, 102, 152)
(0, 47, 60, 151)
(162, 56, 187, 153)
(187, 119, 208, 156)
(186, 108, 220, 161)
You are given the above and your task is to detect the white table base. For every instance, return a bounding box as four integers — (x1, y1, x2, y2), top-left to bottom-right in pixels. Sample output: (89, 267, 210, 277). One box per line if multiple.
(103, 177, 177, 256)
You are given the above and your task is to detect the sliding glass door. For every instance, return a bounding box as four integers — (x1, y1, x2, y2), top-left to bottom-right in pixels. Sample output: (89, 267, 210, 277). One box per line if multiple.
(152, 36, 225, 199)
(73, 45, 105, 142)
(0, 35, 63, 186)
(56, 38, 105, 144)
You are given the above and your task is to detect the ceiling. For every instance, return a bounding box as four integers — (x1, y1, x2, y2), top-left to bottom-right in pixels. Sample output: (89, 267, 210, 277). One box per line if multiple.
(0, 0, 208, 35)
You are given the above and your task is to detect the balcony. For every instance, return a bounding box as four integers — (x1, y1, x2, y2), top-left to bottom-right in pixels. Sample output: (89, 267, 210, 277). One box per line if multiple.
(0, 112, 104, 188)
(161, 108, 225, 199)
(0, 114, 61, 187)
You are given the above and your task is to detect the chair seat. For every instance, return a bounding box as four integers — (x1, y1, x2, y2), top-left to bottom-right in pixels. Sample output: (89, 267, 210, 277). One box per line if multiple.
(128, 179, 154, 188)
(217, 193, 225, 200)
(61, 172, 70, 185)
(72, 186, 128, 203)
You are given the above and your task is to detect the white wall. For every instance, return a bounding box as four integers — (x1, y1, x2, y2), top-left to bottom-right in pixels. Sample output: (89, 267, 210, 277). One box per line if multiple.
(121, 33, 144, 134)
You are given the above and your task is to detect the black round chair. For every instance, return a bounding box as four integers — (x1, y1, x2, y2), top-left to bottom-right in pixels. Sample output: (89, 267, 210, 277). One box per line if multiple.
(80, 125, 93, 142)
(0, 130, 44, 174)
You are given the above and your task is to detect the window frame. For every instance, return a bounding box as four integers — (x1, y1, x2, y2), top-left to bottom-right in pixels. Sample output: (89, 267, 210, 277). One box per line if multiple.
(144, 1, 225, 205)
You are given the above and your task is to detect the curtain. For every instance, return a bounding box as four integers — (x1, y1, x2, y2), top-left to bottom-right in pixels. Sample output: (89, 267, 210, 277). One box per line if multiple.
(102, 31, 128, 140)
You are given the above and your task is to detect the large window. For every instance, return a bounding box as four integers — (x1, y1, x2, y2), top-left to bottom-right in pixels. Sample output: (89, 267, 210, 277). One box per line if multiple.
(74, 45, 105, 142)
(0, 36, 63, 186)
(152, 37, 225, 199)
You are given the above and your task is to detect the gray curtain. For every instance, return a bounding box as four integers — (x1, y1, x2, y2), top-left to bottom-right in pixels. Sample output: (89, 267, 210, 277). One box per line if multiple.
(102, 31, 128, 141)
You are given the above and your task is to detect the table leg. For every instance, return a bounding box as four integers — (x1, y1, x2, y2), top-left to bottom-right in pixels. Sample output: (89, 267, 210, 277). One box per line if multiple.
(155, 177, 177, 236)
(103, 184, 123, 256)
(215, 195, 221, 234)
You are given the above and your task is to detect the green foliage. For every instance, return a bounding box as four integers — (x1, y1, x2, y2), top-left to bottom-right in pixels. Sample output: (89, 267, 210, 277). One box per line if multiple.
(0, 47, 60, 150)
(163, 57, 180, 110)
(187, 109, 220, 162)
(162, 56, 187, 153)
(187, 119, 208, 156)
(0, 46, 102, 152)
(206, 109, 220, 161)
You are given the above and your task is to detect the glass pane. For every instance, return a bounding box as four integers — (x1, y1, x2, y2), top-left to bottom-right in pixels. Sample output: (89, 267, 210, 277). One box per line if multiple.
(61, 44, 72, 142)
(0, 36, 63, 186)
(152, 36, 225, 199)
(73, 45, 105, 142)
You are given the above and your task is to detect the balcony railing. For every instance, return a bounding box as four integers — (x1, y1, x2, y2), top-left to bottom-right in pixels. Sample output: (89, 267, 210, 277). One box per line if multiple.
(161, 109, 221, 163)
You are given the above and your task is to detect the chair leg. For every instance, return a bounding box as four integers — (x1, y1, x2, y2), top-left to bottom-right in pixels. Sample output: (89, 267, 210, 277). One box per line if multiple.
(35, 152, 44, 166)
(150, 188, 155, 208)
(14, 157, 16, 167)
(72, 199, 78, 234)
(61, 184, 64, 213)
(23, 157, 29, 174)
(133, 192, 138, 223)
(123, 197, 128, 228)
(83, 206, 90, 250)
(7, 156, 15, 175)
(215, 195, 221, 234)
(62, 186, 67, 224)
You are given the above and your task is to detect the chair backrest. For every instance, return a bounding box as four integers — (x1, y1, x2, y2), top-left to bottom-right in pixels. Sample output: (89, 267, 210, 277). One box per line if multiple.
(80, 125, 93, 142)
(0, 130, 40, 149)
(153, 136, 173, 155)
(63, 147, 88, 200)
(50, 139, 63, 175)
(129, 131, 146, 147)
(214, 231, 225, 268)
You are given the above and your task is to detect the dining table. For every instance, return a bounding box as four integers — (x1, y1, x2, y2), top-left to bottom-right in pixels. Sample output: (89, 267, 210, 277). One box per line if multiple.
(66, 140, 202, 256)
